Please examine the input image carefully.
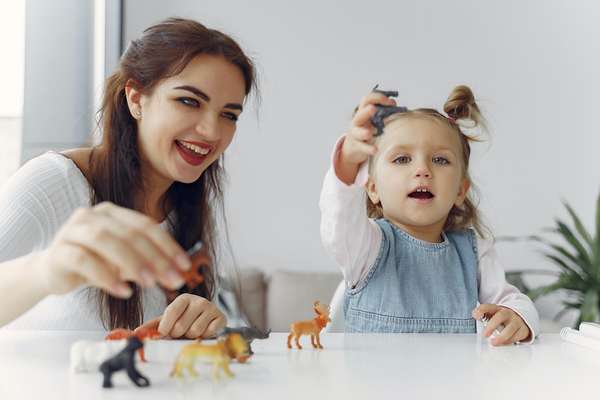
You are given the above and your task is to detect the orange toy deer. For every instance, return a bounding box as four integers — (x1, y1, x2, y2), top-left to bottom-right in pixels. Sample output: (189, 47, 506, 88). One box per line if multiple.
(287, 301, 331, 350)
(105, 325, 161, 362)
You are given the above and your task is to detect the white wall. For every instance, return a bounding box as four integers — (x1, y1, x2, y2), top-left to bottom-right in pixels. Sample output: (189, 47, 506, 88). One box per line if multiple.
(0, 2, 25, 185)
(21, 0, 95, 161)
(123, 1, 600, 320)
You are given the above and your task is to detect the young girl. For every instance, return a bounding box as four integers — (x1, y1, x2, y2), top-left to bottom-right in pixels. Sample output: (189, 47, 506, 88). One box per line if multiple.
(320, 86, 539, 345)
(0, 18, 257, 338)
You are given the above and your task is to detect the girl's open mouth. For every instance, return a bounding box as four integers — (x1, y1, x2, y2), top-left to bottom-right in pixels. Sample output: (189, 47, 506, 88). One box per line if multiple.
(408, 188, 435, 203)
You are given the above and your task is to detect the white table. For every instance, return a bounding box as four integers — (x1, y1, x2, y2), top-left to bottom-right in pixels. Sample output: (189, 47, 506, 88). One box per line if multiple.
(0, 331, 597, 399)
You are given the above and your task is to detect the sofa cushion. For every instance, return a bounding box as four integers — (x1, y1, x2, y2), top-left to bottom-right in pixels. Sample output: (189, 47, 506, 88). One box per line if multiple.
(238, 268, 267, 331)
(266, 269, 343, 332)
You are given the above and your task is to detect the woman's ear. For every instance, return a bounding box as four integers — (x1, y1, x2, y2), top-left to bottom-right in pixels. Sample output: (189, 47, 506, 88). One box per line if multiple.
(124, 79, 143, 119)
(454, 178, 471, 207)
(366, 177, 380, 205)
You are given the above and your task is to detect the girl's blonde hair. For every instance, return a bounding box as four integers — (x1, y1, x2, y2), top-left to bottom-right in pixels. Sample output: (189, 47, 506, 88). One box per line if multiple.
(366, 85, 490, 238)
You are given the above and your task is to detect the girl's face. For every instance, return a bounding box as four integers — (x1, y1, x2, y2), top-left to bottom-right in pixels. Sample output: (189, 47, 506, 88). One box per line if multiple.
(130, 54, 246, 187)
(367, 117, 470, 236)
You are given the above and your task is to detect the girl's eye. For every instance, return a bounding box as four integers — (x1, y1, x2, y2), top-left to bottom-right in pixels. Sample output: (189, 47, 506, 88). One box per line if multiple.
(433, 156, 450, 165)
(177, 97, 199, 107)
(222, 112, 239, 122)
(393, 155, 411, 164)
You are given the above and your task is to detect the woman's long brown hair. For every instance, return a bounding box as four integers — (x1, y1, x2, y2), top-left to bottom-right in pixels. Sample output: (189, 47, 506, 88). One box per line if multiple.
(89, 18, 257, 329)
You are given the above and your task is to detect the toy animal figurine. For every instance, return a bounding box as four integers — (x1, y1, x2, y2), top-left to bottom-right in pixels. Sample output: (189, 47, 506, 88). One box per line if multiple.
(105, 325, 161, 362)
(99, 337, 150, 389)
(170, 333, 250, 381)
(162, 241, 211, 303)
(180, 241, 208, 291)
(371, 83, 398, 98)
(287, 301, 331, 350)
(369, 84, 408, 136)
(218, 326, 271, 355)
(71, 340, 128, 373)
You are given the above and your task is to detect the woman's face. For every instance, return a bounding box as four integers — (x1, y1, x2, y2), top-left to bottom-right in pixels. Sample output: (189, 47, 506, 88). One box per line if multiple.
(133, 54, 246, 186)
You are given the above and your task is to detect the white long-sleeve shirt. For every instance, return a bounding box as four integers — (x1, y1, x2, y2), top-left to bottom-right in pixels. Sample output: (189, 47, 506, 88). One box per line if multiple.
(320, 137, 539, 341)
(0, 152, 166, 330)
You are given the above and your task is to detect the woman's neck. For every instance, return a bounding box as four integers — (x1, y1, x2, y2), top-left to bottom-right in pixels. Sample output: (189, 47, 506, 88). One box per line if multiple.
(137, 172, 173, 222)
(138, 191, 169, 222)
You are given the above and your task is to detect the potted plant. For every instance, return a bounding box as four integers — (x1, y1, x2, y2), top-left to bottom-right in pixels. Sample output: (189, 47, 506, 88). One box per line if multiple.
(505, 192, 600, 327)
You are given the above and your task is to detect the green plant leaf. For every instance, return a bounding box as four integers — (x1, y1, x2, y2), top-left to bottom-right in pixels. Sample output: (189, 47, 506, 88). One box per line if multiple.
(564, 200, 593, 248)
(543, 253, 589, 282)
(527, 281, 566, 301)
(558, 271, 590, 292)
(556, 220, 593, 268)
(548, 243, 590, 271)
(533, 236, 592, 278)
(503, 193, 600, 324)
(595, 191, 600, 266)
(578, 290, 600, 323)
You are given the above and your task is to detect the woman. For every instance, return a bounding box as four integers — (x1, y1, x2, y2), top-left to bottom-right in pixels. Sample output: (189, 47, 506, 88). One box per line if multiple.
(0, 18, 257, 338)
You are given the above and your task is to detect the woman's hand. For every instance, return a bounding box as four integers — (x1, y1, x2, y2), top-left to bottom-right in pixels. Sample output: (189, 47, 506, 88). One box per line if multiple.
(35, 202, 191, 298)
(337, 92, 396, 185)
(472, 304, 532, 346)
(140, 294, 226, 339)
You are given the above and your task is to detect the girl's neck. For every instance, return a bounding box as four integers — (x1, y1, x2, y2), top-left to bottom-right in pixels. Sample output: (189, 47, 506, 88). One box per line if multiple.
(385, 215, 446, 243)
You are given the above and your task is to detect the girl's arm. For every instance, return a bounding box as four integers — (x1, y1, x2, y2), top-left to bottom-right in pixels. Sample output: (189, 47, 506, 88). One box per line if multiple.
(320, 136, 382, 288)
(476, 237, 540, 343)
(320, 91, 396, 288)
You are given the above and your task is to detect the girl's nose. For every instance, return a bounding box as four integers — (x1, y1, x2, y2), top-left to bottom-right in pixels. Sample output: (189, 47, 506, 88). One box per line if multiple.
(414, 164, 431, 178)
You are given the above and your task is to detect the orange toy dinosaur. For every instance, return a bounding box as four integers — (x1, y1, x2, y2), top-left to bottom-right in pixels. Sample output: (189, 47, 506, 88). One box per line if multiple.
(170, 333, 250, 380)
(105, 325, 161, 362)
(287, 301, 331, 350)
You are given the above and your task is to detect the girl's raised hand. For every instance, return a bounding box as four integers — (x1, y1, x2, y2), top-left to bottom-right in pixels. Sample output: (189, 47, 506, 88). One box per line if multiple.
(140, 294, 226, 339)
(472, 304, 531, 346)
(336, 92, 396, 185)
(35, 202, 191, 299)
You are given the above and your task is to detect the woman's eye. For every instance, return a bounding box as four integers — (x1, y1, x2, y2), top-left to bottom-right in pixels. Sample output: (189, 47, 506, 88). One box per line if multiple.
(177, 97, 199, 107)
(222, 112, 239, 122)
(433, 156, 450, 165)
(393, 156, 411, 164)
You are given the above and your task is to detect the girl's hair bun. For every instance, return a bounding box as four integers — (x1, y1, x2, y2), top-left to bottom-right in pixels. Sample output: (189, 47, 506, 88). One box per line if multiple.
(443, 85, 482, 125)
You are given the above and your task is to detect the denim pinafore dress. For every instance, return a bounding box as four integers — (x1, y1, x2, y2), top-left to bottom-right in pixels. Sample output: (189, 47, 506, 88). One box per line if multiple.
(344, 219, 479, 333)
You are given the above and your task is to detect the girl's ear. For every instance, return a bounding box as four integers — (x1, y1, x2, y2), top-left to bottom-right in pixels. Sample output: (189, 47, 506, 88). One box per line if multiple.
(454, 178, 471, 207)
(366, 177, 380, 205)
(124, 79, 143, 119)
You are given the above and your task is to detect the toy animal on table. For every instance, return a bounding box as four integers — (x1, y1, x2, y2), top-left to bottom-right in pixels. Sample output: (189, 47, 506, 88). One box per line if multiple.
(99, 337, 150, 389)
(170, 333, 250, 381)
(287, 301, 331, 350)
(218, 326, 271, 355)
(163, 241, 211, 303)
(71, 340, 129, 373)
(105, 325, 161, 362)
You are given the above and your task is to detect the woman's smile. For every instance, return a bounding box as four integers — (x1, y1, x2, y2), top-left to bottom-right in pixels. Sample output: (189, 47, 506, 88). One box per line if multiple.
(174, 139, 213, 166)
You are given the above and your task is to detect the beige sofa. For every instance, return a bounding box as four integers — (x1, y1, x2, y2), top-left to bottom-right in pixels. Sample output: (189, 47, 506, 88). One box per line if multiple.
(238, 268, 343, 333)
